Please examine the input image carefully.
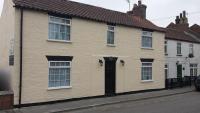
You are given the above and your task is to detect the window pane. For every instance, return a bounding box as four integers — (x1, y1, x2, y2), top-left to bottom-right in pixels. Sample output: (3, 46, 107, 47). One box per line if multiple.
(107, 31, 114, 44)
(142, 31, 152, 37)
(66, 26, 71, 40)
(177, 43, 181, 54)
(142, 36, 152, 48)
(49, 16, 71, 41)
(142, 63, 152, 66)
(194, 69, 197, 76)
(165, 41, 167, 54)
(190, 69, 193, 76)
(49, 61, 71, 88)
(142, 64, 152, 80)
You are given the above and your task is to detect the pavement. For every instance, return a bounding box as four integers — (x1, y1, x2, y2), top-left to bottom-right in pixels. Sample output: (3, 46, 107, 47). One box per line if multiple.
(0, 87, 195, 113)
(66, 90, 200, 113)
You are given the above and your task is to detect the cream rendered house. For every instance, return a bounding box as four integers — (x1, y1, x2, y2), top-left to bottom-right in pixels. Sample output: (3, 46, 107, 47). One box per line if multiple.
(0, 0, 165, 106)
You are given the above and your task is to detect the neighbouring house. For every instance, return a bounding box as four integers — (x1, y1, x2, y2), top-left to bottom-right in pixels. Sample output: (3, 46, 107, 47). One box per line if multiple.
(0, 0, 165, 106)
(190, 24, 200, 35)
(165, 11, 200, 79)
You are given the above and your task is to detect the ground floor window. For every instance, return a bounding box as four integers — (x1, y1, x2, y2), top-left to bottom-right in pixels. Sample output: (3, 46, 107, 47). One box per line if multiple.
(49, 61, 71, 88)
(141, 62, 152, 80)
(190, 64, 198, 76)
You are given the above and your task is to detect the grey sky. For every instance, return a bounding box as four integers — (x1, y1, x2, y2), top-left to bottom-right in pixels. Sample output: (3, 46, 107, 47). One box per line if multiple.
(0, 0, 200, 27)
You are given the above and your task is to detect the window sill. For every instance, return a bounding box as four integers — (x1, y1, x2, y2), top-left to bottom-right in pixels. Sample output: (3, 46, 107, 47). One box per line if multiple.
(141, 80, 154, 83)
(47, 39, 72, 43)
(177, 54, 182, 56)
(141, 47, 154, 50)
(107, 44, 116, 47)
(47, 86, 72, 90)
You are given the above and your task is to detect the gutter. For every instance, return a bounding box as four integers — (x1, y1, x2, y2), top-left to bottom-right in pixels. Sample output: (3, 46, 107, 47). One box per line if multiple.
(19, 8, 24, 107)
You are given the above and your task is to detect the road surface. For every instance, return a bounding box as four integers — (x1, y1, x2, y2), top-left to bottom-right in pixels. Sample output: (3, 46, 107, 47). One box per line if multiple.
(64, 91, 200, 113)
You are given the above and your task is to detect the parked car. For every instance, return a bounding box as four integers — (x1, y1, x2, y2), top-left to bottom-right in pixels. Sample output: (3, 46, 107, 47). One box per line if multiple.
(195, 76, 200, 91)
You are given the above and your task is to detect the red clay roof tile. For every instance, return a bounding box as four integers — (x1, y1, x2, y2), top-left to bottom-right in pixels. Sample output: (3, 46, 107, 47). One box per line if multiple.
(13, 0, 164, 32)
(165, 23, 200, 43)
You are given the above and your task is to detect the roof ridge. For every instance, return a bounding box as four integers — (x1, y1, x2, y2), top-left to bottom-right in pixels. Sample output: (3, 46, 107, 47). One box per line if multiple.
(62, 0, 130, 16)
(13, 0, 164, 32)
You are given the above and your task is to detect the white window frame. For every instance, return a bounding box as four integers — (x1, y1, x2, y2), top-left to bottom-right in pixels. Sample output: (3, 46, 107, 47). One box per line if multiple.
(141, 62, 153, 81)
(190, 64, 198, 76)
(177, 42, 182, 55)
(165, 40, 168, 55)
(141, 31, 153, 49)
(189, 43, 194, 54)
(107, 25, 115, 46)
(48, 61, 72, 90)
(48, 16, 72, 42)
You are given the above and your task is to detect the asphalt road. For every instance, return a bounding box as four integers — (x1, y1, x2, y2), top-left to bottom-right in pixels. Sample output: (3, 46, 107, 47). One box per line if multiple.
(64, 91, 200, 113)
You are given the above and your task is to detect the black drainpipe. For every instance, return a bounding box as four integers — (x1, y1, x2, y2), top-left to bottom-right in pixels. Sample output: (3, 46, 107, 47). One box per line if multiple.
(19, 8, 24, 107)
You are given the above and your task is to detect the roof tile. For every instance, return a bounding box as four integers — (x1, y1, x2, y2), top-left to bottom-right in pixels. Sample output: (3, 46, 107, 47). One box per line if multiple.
(13, 0, 164, 32)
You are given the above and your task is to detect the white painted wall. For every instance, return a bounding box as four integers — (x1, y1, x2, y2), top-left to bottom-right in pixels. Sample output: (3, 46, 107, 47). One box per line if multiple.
(165, 39, 200, 78)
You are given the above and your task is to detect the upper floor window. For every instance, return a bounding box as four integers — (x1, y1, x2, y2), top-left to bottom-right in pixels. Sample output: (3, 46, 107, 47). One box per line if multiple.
(49, 16, 71, 41)
(189, 44, 194, 54)
(142, 31, 152, 48)
(177, 42, 182, 55)
(165, 41, 168, 55)
(107, 25, 115, 45)
(9, 39, 14, 66)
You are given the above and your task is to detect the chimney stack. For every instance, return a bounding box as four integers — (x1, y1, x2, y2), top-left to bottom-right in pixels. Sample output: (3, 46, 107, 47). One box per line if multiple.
(127, 0, 147, 19)
(174, 11, 189, 29)
(175, 11, 188, 25)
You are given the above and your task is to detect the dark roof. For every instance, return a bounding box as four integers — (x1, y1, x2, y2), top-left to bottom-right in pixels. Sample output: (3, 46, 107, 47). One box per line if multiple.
(13, 0, 164, 32)
(165, 23, 200, 43)
(190, 24, 200, 34)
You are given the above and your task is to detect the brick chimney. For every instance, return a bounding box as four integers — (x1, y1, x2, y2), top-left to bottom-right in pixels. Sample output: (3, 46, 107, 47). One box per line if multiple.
(173, 11, 189, 31)
(127, 0, 147, 19)
(175, 11, 189, 28)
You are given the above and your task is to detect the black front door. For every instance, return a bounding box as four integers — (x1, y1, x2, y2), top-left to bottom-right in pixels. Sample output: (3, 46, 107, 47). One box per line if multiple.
(104, 57, 117, 96)
(177, 64, 182, 78)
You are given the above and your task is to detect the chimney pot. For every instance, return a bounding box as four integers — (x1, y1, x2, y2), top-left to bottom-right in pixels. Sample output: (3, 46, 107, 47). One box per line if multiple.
(174, 11, 189, 27)
(180, 13, 183, 18)
(138, 0, 142, 5)
(175, 16, 180, 24)
(183, 11, 186, 17)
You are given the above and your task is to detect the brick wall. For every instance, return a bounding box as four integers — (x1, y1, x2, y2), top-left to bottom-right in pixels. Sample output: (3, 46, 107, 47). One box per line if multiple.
(0, 91, 13, 110)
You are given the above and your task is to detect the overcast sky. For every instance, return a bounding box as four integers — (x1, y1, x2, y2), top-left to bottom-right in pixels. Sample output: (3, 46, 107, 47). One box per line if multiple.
(0, 0, 200, 27)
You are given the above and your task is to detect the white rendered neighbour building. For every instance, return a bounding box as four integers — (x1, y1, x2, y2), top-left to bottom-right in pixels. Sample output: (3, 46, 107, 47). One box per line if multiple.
(165, 11, 200, 79)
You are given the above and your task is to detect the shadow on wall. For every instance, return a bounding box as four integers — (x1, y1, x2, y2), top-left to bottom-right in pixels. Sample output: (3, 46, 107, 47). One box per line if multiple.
(0, 69, 11, 91)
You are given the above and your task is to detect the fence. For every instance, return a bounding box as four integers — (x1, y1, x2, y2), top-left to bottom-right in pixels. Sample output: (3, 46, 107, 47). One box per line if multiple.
(165, 76, 197, 89)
